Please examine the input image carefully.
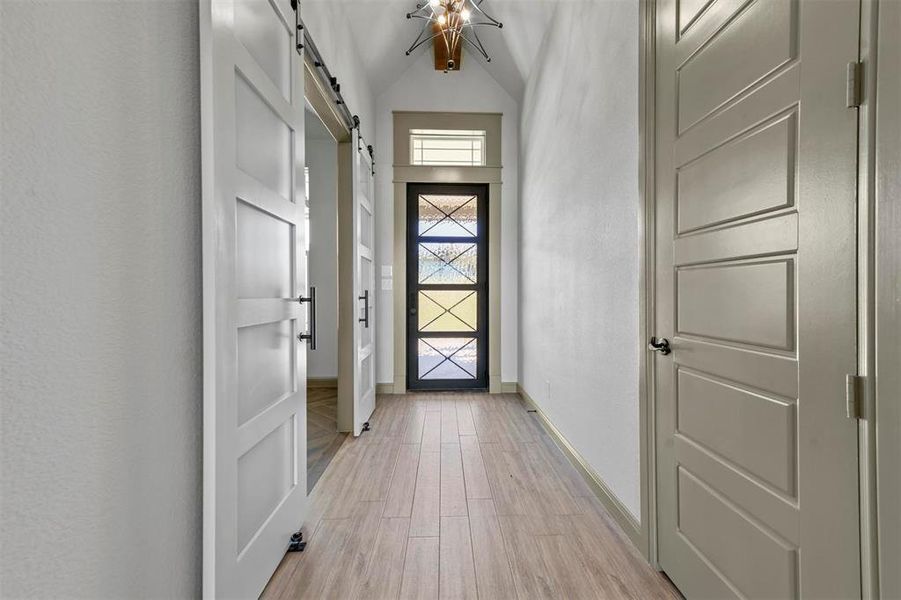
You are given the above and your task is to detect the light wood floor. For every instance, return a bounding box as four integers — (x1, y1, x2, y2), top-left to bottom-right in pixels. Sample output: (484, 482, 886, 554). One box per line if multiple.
(306, 387, 346, 492)
(267, 392, 680, 599)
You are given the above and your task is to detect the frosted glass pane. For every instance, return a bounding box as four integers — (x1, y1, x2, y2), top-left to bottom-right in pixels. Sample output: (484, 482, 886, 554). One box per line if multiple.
(237, 320, 294, 425)
(418, 338, 477, 380)
(419, 194, 477, 237)
(236, 200, 293, 299)
(409, 129, 486, 166)
(418, 243, 477, 284)
(236, 74, 292, 201)
(234, 0, 291, 100)
(419, 290, 477, 332)
(237, 418, 294, 553)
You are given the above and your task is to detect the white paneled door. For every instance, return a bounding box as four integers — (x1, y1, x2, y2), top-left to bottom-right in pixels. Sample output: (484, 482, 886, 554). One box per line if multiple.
(653, 0, 861, 598)
(353, 131, 376, 435)
(200, 0, 307, 597)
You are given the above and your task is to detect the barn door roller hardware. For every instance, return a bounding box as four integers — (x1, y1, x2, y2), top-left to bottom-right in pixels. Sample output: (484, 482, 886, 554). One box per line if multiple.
(290, 0, 374, 172)
(287, 531, 306, 552)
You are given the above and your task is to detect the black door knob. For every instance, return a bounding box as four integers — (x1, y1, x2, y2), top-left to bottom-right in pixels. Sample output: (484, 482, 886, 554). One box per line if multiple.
(648, 337, 671, 355)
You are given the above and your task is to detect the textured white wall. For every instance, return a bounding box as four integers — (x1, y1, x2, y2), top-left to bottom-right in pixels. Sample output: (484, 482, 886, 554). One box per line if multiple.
(0, 1, 203, 597)
(374, 52, 520, 385)
(306, 135, 339, 379)
(518, 0, 642, 519)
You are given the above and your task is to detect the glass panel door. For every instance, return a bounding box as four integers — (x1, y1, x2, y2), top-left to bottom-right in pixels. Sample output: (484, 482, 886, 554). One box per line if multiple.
(407, 183, 488, 390)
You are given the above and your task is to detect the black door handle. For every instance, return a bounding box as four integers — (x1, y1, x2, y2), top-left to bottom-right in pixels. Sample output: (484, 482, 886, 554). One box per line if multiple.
(297, 286, 317, 350)
(359, 289, 370, 328)
(648, 336, 671, 355)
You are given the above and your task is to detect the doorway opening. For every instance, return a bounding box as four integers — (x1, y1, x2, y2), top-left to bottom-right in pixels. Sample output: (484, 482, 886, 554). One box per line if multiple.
(406, 183, 489, 390)
(303, 105, 345, 491)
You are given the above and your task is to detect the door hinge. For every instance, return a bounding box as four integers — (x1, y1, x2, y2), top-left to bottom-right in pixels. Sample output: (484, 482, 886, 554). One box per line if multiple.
(845, 374, 865, 420)
(846, 61, 863, 108)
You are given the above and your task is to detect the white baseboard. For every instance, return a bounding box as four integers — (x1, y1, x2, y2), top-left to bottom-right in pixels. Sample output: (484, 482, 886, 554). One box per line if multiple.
(375, 383, 397, 395)
(501, 381, 518, 393)
(517, 384, 644, 550)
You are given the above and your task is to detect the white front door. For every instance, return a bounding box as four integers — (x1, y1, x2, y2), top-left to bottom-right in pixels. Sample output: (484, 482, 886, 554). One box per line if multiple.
(353, 132, 376, 434)
(653, 0, 862, 598)
(200, 0, 307, 597)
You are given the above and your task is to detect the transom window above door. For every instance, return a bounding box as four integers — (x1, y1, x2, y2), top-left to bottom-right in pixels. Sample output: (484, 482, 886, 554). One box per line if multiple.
(410, 129, 486, 166)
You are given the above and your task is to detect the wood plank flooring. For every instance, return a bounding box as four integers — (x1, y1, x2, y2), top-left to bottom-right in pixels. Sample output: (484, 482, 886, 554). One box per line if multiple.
(267, 393, 681, 599)
(307, 387, 346, 492)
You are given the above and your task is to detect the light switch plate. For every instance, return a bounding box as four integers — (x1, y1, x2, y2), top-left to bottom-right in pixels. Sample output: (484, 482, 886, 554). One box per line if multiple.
(381, 265, 393, 278)
(381, 278, 393, 290)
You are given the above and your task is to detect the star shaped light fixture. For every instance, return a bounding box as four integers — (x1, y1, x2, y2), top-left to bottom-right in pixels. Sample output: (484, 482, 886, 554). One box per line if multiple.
(406, 0, 503, 72)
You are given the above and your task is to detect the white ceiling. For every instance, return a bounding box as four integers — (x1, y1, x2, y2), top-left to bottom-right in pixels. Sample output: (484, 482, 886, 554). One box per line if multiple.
(303, 0, 558, 101)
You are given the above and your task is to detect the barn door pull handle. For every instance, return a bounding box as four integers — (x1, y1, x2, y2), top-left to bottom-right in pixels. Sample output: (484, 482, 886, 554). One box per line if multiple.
(359, 290, 370, 328)
(648, 337, 671, 355)
(297, 286, 317, 350)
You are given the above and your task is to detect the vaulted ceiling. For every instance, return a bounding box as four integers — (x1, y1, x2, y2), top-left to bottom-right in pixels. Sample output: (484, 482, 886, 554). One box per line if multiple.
(303, 0, 557, 101)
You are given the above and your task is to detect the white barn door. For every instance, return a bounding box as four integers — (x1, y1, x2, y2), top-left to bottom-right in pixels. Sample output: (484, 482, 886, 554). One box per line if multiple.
(353, 132, 376, 435)
(200, 0, 307, 597)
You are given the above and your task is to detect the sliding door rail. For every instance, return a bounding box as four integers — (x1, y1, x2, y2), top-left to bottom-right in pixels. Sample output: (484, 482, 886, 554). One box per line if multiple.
(291, 1, 374, 171)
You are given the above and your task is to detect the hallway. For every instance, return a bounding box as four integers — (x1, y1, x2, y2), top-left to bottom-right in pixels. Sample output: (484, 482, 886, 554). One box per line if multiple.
(2, 0, 898, 597)
(264, 393, 679, 599)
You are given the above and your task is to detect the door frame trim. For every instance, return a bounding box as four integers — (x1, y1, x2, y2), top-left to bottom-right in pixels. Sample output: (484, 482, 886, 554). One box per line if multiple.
(638, 0, 658, 566)
(391, 112, 503, 394)
(874, 3, 901, 594)
(858, 0, 901, 596)
(304, 54, 351, 144)
(302, 54, 362, 433)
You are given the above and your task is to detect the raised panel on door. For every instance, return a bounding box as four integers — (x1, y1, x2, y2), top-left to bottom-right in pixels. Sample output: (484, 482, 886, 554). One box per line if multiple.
(233, 0, 291, 101)
(677, 468, 798, 599)
(676, 369, 797, 495)
(676, 0, 796, 132)
(237, 320, 295, 425)
(201, 1, 307, 597)
(236, 418, 295, 551)
(677, 258, 794, 350)
(235, 73, 292, 200)
(676, 111, 797, 233)
(654, 0, 861, 597)
(236, 201, 293, 299)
